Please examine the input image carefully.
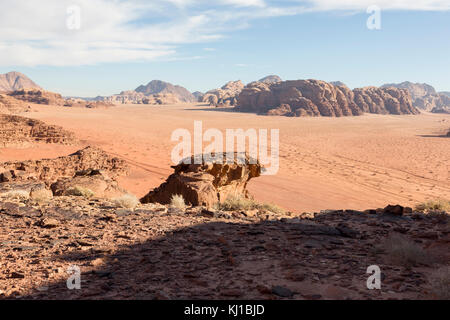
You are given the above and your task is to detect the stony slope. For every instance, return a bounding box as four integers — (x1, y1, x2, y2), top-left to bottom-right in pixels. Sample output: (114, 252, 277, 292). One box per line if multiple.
(0, 196, 448, 300)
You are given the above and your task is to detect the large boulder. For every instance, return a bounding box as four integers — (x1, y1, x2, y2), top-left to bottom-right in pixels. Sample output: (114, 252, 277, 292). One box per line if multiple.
(140, 153, 262, 207)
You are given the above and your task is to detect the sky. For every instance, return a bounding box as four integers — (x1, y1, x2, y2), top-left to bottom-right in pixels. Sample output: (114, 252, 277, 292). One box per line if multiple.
(0, 0, 449, 97)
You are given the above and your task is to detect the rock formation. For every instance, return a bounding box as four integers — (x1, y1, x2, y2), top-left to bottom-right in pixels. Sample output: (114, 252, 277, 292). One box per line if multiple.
(141, 153, 261, 207)
(51, 169, 127, 199)
(8, 89, 66, 106)
(0, 146, 128, 184)
(0, 71, 41, 93)
(192, 91, 204, 102)
(0, 114, 77, 147)
(0, 94, 30, 114)
(382, 81, 450, 114)
(99, 80, 195, 105)
(135, 80, 195, 103)
(202, 80, 245, 107)
(236, 79, 419, 117)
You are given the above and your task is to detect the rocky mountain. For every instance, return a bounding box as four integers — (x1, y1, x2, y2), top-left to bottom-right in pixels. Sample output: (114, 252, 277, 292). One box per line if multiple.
(258, 75, 282, 84)
(236, 79, 419, 117)
(202, 76, 283, 107)
(202, 80, 245, 107)
(100, 80, 195, 105)
(135, 80, 195, 103)
(381, 81, 450, 114)
(0, 71, 41, 93)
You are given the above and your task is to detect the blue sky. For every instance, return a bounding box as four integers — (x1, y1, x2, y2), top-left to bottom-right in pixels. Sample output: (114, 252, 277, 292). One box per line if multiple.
(0, 0, 449, 97)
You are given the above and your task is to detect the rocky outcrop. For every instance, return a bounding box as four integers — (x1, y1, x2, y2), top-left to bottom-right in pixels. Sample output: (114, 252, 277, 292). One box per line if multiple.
(135, 80, 195, 103)
(0, 94, 30, 114)
(141, 153, 261, 207)
(0, 71, 41, 93)
(236, 79, 419, 117)
(8, 89, 66, 106)
(51, 169, 127, 199)
(382, 82, 450, 113)
(0, 146, 128, 185)
(202, 80, 245, 107)
(0, 114, 77, 147)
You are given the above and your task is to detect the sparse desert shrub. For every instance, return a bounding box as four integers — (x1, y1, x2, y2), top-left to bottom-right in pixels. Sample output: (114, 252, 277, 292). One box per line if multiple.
(380, 233, 432, 267)
(415, 199, 450, 213)
(217, 195, 285, 214)
(65, 185, 94, 198)
(113, 194, 140, 209)
(0, 189, 30, 201)
(170, 194, 186, 209)
(429, 266, 450, 300)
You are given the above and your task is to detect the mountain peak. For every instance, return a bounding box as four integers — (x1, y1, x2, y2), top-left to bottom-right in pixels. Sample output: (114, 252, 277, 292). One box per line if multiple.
(0, 71, 41, 92)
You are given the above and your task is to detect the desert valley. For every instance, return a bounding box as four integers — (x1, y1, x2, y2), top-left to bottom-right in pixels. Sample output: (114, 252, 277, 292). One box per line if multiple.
(0, 71, 449, 300)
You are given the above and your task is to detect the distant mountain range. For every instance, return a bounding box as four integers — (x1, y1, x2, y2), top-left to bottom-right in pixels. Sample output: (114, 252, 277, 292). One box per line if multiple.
(381, 81, 450, 114)
(0, 71, 41, 92)
(1, 71, 449, 113)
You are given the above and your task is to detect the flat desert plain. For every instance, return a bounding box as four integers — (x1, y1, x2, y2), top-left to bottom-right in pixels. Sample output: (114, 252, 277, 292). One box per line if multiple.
(1, 103, 449, 213)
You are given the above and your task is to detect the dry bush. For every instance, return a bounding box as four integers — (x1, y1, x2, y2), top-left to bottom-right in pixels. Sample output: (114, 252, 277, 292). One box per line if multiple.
(429, 266, 450, 300)
(113, 194, 140, 209)
(217, 195, 285, 214)
(65, 186, 94, 198)
(170, 194, 186, 210)
(415, 199, 450, 213)
(380, 233, 432, 267)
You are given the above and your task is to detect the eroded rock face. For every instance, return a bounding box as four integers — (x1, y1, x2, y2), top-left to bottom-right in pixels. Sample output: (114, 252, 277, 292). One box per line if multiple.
(382, 82, 450, 113)
(0, 146, 128, 185)
(141, 153, 261, 207)
(202, 80, 245, 107)
(0, 114, 77, 147)
(236, 80, 419, 117)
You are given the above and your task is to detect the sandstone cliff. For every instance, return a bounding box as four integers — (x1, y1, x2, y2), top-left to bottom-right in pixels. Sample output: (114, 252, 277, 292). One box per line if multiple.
(382, 81, 450, 113)
(236, 79, 419, 117)
(202, 80, 245, 107)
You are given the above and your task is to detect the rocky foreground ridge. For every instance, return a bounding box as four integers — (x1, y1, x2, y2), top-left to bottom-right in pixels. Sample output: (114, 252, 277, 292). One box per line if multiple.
(0, 193, 448, 300)
(236, 80, 420, 117)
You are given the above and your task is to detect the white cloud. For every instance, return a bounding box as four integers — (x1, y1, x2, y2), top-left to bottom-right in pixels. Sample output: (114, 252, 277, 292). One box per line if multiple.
(0, 0, 448, 66)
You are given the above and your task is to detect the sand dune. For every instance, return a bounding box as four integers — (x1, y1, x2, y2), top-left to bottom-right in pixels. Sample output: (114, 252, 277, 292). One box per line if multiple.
(2, 103, 449, 212)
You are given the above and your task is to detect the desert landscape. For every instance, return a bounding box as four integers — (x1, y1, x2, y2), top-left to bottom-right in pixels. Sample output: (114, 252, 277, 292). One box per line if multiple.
(0, 69, 449, 301)
(4, 101, 449, 213)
